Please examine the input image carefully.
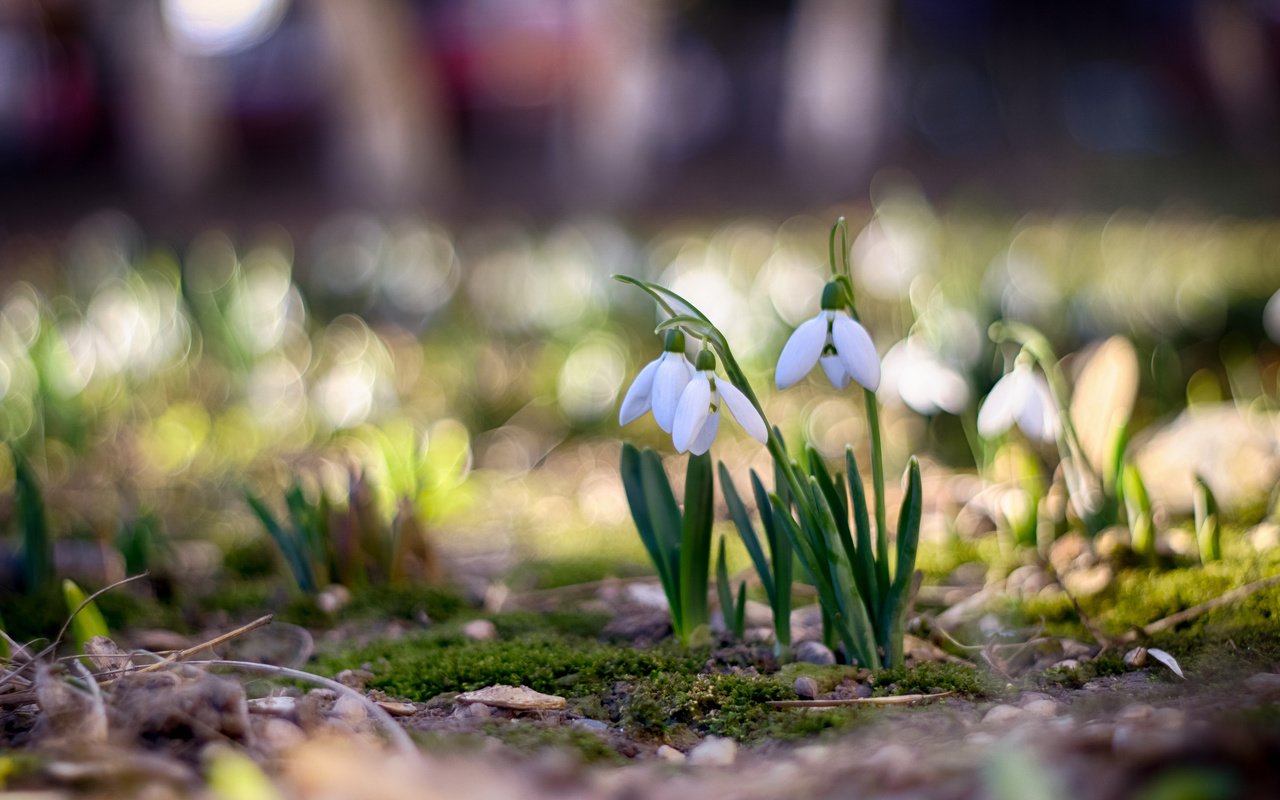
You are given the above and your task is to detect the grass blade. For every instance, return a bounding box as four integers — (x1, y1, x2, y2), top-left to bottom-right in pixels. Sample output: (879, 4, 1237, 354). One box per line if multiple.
(62, 579, 110, 653)
(719, 462, 774, 606)
(678, 451, 715, 644)
(620, 443, 679, 628)
(14, 453, 52, 594)
(884, 457, 923, 668)
(844, 447, 880, 622)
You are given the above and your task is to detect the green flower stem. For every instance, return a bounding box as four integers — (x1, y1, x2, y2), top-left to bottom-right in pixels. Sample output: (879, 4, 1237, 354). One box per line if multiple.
(864, 388, 889, 602)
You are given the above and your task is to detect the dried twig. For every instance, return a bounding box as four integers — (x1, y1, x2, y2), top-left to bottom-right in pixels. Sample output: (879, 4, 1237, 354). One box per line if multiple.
(127, 615, 275, 677)
(180, 659, 416, 755)
(767, 691, 954, 708)
(0, 573, 150, 692)
(1120, 574, 1280, 644)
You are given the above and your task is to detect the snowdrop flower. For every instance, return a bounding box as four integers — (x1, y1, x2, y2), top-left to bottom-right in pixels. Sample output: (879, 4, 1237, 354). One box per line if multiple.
(619, 330, 695, 432)
(775, 282, 880, 392)
(881, 338, 969, 416)
(977, 363, 1059, 442)
(673, 349, 768, 455)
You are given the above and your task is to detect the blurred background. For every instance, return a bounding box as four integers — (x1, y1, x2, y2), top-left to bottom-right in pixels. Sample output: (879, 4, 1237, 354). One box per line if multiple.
(3, 0, 1280, 230)
(1, 0, 1280, 611)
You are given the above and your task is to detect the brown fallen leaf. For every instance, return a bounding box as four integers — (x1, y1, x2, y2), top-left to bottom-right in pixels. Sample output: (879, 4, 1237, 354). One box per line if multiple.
(454, 684, 567, 711)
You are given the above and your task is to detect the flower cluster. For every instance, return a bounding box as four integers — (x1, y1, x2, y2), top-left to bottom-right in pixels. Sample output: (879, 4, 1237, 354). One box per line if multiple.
(620, 334, 766, 455)
(619, 280, 883, 454)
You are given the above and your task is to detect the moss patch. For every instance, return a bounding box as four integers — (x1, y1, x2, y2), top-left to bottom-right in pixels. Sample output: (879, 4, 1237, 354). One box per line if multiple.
(619, 671, 813, 744)
(318, 632, 705, 702)
(869, 661, 1001, 698)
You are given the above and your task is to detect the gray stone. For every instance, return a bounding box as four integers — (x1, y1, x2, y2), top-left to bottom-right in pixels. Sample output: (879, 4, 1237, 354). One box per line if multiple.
(656, 744, 686, 762)
(462, 619, 497, 641)
(572, 718, 609, 733)
(1022, 699, 1060, 719)
(1133, 404, 1280, 513)
(688, 736, 737, 767)
(794, 640, 836, 666)
(982, 704, 1026, 724)
(793, 676, 820, 700)
(1244, 672, 1280, 697)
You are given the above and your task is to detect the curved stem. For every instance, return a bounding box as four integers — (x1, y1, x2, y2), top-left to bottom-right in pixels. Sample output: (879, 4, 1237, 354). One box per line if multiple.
(989, 321, 1100, 485)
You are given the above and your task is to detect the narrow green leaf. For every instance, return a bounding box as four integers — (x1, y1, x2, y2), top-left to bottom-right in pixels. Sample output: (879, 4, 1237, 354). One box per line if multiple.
(808, 476, 880, 668)
(62, 579, 110, 653)
(751, 471, 791, 652)
(620, 444, 679, 628)
(640, 449, 683, 584)
(884, 458, 923, 668)
(13, 453, 52, 594)
(716, 537, 738, 639)
(1194, 475, 1221, 564)
(733, 582, 747, 639)
(245, 489, 315, 593)
(679, 452, 715, 642)
(845, 448, 880, 622)
(1122, 463, 1154, 561)
(719, 462, 774, 606)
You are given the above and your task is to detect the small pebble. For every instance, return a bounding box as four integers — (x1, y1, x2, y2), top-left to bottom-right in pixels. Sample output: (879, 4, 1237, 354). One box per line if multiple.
(982, 704, 1026, 725)
(572, 718, 609, 733)
(688, 736, 737, 767)
(463, 619, 498, 641)
(330, 694, 369, 729)
(247, 696, 297, 716)
(656, 745, 686, 762)
(334, 669, 374, 690)
(1022, 699, 1060, 719)
(1244, 672, 1280, 697)
(793, 676, 820, 700)
(1117, 703, 1155, 722)
(254, 717, 306, 753)
(794, 641, 836, 666)
(375, 700, 417, 717)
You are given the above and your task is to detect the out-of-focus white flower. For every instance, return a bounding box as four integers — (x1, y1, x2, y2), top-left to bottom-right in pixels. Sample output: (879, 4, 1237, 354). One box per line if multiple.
(775, 283, 880, 391)
(619, 330, 695, 433)
(977, 364, 1059, 442)
(672, 349, 767, 455)
(881, 338, 969, 416)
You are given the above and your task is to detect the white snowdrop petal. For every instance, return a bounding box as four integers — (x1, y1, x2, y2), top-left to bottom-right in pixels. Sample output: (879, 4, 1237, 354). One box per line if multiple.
(819, 354, 851, 390)
(1027, 375, 1060, 442)
(652, 353, 694, 433)
(717, 380, 768, 444)
(977, 370, 1026, 438)
(618, 358, 659, 425)
(831, 313, 881, 392)
(933, 368, 970, 415)
(672, 375, 712, 453)
(687, 410, 721, 455)
(775, 314, 828, 389)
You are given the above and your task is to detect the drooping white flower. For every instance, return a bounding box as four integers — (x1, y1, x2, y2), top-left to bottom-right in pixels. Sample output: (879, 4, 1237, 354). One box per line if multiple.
(775, 282, 880, 392)
(672, 349, 768, 455)
(619, 329, 695, 432)
(881, 338, 969, 416)
(976, 363, 1059, 442)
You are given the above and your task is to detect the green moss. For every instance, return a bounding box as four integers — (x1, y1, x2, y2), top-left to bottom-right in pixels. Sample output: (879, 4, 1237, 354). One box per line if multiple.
(318, 633, 705, 702)
(619, 671, 798, 743)
(1036, 652, 1127, 689)
(1004, 549, 1280, 660)
(775, 663, 865, 694)
(869, 661, 1000, 698)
